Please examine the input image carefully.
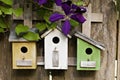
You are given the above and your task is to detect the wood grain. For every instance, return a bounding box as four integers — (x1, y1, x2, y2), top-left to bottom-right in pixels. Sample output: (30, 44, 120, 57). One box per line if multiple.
(82, 4, 103, 37)
(91, 0, 117, 80)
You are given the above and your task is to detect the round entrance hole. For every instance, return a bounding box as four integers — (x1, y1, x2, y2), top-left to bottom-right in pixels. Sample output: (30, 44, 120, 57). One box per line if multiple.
(52, 37, 60, 44)
(85, 48, 93, 55)
(21, 46, 28, 53)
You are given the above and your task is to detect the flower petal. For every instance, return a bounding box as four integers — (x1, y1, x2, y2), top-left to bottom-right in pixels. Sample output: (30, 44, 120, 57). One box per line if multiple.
(71, 14, 78, 21)
(55, 0, 62, 6)
(72, 4, 86, 13)
(72, 4, 78, 9)
(61, 1, 72, 15)
(49, 13, 64, 22)
(38, 0, 47, 5)
(76, 14, 86, 23)
(62, 20, 71, 35)
(76, 6, 87, 13)
(71, 14, 86, 23)
(79, 6, 87, 12)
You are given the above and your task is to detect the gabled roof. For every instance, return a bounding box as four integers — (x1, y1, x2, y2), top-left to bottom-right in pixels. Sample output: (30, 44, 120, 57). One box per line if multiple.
(9, 28, 38, 42)
(9, 30, 27, 42)
(41, 26, 71, 38)
(74, 31, 105, 50)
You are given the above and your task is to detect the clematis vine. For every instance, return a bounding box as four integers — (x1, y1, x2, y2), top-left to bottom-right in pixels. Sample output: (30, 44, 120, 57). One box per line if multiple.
(49, 1, 86, 35)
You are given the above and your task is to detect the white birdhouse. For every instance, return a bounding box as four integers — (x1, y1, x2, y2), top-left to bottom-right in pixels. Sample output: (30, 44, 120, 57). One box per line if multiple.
(41, 27, 70, 70)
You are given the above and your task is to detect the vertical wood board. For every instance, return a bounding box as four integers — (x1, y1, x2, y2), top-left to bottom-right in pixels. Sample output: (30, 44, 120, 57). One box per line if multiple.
(82, 4, 103, 37)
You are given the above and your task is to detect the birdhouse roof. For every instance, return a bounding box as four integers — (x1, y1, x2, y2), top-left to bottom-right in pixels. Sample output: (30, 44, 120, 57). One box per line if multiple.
(74, 31, 105, 50)
(41, 26, 71, 38)
(9, 28, 38, 42)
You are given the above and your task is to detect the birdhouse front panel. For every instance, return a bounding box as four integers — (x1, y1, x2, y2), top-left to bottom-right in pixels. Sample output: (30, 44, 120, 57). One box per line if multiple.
(12, 42, 36, 69)
(77, 39, 100, 70)
(44, 29, 68, 69)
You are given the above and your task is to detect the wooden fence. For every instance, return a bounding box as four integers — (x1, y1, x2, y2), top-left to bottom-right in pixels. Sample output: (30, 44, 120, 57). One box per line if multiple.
(0, 0, 118, 80)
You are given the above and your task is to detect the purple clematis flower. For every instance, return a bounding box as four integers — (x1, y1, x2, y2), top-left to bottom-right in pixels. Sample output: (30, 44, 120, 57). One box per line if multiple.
(49, 13, 64, 22)
(34, 0, 62, 6)
(71, 13, 86, 23)
(72, 4, 87, 13)
(39, 0, 47, 5)
(62, 20, 71, 35)
(61, 1, 72, 15)
(34, 0, 47, 5)
(49, 1, 86, 35)
(55, 0, 62, 6)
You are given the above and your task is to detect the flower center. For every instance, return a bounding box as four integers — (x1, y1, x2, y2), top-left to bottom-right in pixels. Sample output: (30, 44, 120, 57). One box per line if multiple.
(65, 16, 70, 20)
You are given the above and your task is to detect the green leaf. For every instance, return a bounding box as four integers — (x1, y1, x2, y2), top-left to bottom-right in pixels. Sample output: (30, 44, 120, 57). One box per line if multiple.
(44, 14, 51, 24)
(13, 8, 23, 17)
(36, 23, 47, 32)
(0, 28, 4, 33)
(36, 8, 46, 17)
(23, 31, 40, 41)
(70, 19, 79, 27)
(0, 0, 13, 6)
(74, 0, 84, 6)
(0, 6, 13, 15)
(48, 23, 57, 29)
(15, 24, 29, 36)
(0, 10, 2, 15)
(44, 12, 52, 24)
(0, 18, 7, 28)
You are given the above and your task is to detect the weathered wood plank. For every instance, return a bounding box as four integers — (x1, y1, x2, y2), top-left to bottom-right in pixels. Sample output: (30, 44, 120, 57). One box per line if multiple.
(91, 0, 117, 80)
(82, 4, 103, 37)
(65, 67, 96, 80)
(91, 13, 103, 22)
(0, 32, 12, 80)
(52, 70, 65, 80)
(24, 0, 32, 28)
(12, 0, 24, 20)
(82, 4, 92, 37)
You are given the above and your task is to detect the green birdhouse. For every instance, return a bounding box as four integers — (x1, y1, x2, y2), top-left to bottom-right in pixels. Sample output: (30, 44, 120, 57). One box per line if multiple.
(74, 32, 105, 70)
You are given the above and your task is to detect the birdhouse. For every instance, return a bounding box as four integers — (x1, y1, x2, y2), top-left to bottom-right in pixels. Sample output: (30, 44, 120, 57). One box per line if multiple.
(9, 31, 36, 69)
(74, 32, 105, 70)
(41, 27, 71, 70)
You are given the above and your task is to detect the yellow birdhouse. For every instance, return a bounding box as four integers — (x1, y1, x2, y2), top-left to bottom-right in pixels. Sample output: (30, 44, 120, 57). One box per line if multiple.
(9, 31, 37, 69)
